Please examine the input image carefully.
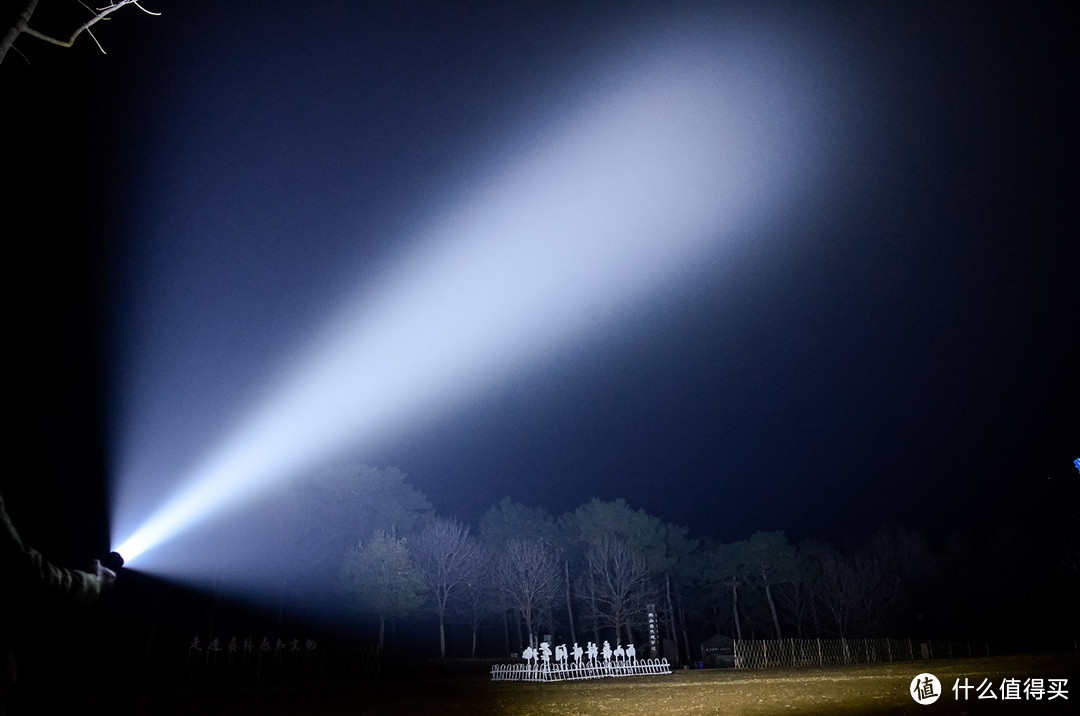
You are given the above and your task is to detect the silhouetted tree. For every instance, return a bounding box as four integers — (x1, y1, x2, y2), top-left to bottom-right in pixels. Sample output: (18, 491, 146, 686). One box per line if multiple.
(266, 463, 432, 621)
(567, 498, 690, 573)
(700, 540, 753, 640)
(411, 517, 483, 658)
(480, 498, 568, 647)
(565, 498, 695, 653)
(581, 535, 651, 645)
(495, 537, 561, 648)
(339, 531, 424, 649)
(741, 531, 800, 639)
(865, 526, 939, 635)
(811, 542, 901, 638)
(449, 544, 498, 657)
(773, 543, 822, 638)
(478, 497, 559, 546)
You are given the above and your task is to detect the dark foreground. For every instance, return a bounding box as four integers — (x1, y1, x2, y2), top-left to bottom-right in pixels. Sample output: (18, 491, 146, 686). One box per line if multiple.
(73, 653, 1080, 715)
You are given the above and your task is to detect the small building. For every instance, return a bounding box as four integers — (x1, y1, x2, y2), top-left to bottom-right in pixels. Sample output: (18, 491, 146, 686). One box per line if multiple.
(700, 634, 735, 668)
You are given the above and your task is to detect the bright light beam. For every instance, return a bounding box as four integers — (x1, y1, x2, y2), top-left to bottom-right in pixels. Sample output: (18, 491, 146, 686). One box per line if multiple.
(112, 34, 813, 573)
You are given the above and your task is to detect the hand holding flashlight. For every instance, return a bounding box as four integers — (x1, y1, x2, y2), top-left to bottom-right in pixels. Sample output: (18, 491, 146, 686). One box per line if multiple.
(95, 551, 124, 589)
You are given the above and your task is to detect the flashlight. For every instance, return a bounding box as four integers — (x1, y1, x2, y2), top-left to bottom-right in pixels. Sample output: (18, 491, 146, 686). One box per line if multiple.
(101, 551, 125, 572)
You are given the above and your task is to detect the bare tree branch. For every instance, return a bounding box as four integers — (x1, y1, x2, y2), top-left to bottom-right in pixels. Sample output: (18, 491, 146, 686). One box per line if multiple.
(411, 518, 483, 658)
(496, 538, 562, 647)
(2, 0, 159, 66)
(583, 536, 651, 643)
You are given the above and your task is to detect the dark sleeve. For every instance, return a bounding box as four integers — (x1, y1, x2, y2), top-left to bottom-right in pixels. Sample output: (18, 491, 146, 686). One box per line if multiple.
(0, 491, 101, 607)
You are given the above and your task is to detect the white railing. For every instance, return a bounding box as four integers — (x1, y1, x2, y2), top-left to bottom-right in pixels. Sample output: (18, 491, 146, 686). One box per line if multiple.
(491, 657, 672, 682)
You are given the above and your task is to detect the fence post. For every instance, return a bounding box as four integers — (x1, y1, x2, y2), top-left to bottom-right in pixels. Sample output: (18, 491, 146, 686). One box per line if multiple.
(817, 639, 823, 666)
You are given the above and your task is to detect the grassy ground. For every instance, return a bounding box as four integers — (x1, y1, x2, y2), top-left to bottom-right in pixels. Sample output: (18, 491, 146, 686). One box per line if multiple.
(108, 653, 1078, 715)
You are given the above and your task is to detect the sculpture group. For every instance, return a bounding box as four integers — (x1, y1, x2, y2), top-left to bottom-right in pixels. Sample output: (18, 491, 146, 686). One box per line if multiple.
(491, 640, 671, 682)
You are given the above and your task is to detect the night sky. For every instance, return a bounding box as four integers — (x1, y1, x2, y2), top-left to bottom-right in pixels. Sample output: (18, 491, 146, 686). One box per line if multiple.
(3, 0, 1076, 565)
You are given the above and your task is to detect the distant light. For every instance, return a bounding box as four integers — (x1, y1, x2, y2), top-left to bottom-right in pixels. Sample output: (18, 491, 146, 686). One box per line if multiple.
(110, 28, 817, 579)
(1074, 457, 1079, 475)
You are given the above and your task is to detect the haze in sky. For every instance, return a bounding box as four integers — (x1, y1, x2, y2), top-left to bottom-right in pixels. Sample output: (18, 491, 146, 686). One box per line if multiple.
(2, 0, 1075, 581)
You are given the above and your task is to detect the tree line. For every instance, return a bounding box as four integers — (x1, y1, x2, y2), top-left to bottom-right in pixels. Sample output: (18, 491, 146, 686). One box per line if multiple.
(262, 464, 1078, 660)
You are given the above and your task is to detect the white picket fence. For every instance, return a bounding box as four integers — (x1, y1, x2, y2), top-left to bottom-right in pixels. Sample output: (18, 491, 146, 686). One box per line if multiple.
(491, 658, 672, 682)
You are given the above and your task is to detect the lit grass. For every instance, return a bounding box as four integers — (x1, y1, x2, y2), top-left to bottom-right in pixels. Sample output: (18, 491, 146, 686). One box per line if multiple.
(126, 653, 1080, 715)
